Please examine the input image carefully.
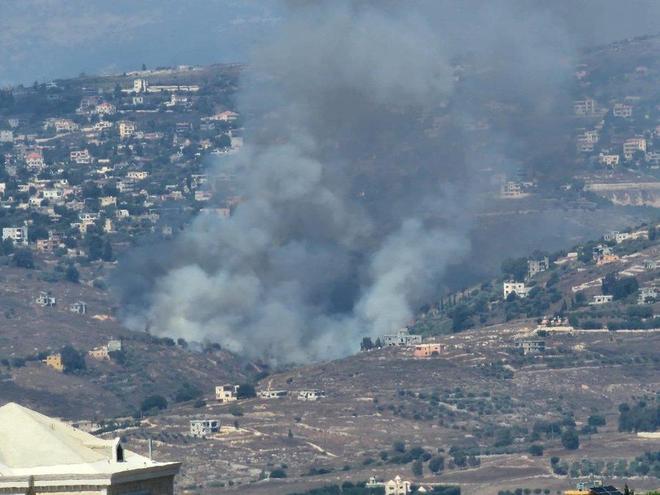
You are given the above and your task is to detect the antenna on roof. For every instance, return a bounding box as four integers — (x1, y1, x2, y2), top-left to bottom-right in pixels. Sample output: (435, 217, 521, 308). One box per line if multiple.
(148, 438, 153, 460)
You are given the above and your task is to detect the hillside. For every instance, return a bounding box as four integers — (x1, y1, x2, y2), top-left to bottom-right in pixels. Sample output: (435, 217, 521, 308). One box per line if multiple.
(110, 326, 659, 495)
(0, 261, 249, 419)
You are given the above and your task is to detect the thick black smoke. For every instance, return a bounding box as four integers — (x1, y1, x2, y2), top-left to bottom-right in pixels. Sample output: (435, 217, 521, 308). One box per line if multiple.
(116, 1, 578, 363)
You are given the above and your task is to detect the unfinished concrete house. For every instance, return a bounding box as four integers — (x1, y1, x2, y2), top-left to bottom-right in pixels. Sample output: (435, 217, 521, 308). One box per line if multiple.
(257, 390, 288, 399)
(215, 384, 240, 403)
(35, 291, 56, 307)
(69, 301, 87, 315)
(190, 419, 220, 438)
(382, 328, 422, 347)
(297, 390, 325, 401)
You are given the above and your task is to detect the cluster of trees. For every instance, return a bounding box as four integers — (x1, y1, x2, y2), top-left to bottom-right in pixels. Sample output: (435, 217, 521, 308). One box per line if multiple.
(174, 382, 203, 403)
(501, 257, 529, 282)
(60, 345, 86, 373)
(376, 441, 462, 477)
(504, 285, 562, 322)
(602, 273, 639, 300)
(360, 337, 383, 351)
(618, 400, 660, 432)
(140, 394, 168, 413)
(531, 416, 580, 450)
(551, 452, 659, 479)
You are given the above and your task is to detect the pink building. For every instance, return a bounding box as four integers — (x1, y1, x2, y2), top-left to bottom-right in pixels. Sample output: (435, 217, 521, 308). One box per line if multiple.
(413, 343, 445, 358)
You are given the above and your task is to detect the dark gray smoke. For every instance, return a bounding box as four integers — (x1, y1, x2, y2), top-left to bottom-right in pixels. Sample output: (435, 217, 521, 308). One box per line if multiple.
(116, 1, 578, 363)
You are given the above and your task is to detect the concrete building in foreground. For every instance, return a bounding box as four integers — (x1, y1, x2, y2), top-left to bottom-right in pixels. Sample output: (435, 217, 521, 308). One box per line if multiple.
(0, 402, 181, 495)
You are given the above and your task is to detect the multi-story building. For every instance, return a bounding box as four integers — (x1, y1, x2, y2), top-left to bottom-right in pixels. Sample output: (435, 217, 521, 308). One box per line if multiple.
(612, 103, 632, 118)
(0, 402, 181, 495)
(215, 384, 240, 403)
(382, 328, 422, 347)
(576, 130, 599, 152)
(118, 121, 137, 139)
(500, 181, 524, 198)
(598, 153, 620, 167)
(126, 170, 149, 180)
(638, 286, 657, 304)
(623, 137, 646, 160)
(70, 149, 92, 164)
(2, 225, 28, 246)
(25, 151, 45, 169)
(514, 340, 546, 355)
(385, 476, 412, 495)
(190, 419, 220, 438)
(573, 98, 596, 116)
(94, 102, 116, 115)
(590, 295, 614, 305)
(503, 281, 528, 299)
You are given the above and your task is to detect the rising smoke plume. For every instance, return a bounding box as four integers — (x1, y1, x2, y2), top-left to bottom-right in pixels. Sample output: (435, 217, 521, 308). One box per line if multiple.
(116, 1, 577, 364)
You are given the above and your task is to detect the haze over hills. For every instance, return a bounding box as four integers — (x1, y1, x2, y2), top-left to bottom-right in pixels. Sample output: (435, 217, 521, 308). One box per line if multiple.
(0, 2, 659, 495)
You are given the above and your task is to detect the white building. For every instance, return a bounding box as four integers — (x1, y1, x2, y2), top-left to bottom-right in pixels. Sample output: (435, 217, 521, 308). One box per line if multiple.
(500, 181, 524, 198)
(0, 402, 180, 495)
(2, 226, 28, 246)
(297, 390, 326, 401)
(215, 384, 240, 403)
(190, 419, 220, 438)
(598, 153, 620, 167)
(574, 98, 597, 116)
(503, 281, 529, 299)
(118, 121, 136, 139)
(69, 301, 87, 315)
(590, 295, 614, 305)
(257, 390, 288, 399)
(385, 476, 412, 495)
(615, 232, 631, 244)
(36, 291, 56, 307)
(613, 103, 632, 118)
(70, 149, 92, 164)
(127, 170, 149, 181)
(577, 130, 599, 152)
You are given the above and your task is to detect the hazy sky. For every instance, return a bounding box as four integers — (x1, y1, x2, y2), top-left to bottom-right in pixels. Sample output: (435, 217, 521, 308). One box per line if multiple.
(0, 0, 659, 87)
(0, 0, 281, 86)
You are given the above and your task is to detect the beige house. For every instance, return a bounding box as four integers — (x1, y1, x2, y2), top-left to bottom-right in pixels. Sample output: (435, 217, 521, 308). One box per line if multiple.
(0, 402, 180, 495)
(44, 353, 65, 372)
